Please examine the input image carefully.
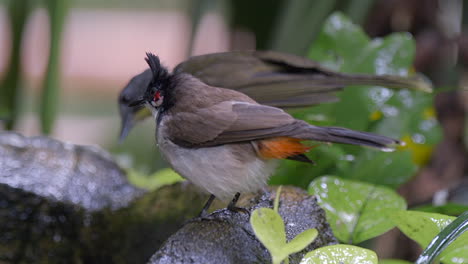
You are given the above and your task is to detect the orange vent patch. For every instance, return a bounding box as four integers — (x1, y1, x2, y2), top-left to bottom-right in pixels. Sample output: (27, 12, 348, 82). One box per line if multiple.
(258, 137, 311, 159)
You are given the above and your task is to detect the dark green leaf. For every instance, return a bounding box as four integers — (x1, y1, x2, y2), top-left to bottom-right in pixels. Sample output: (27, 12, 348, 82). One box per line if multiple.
(390, 211, 468, 264)
(300, 244, 378, 264)
(346, 150, 417, 188)
(309, 176, 406, 243)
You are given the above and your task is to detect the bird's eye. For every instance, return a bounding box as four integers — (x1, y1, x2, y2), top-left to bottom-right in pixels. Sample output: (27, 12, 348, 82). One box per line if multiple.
(153, 91, 161, 101)
(151, 90, 163, 107)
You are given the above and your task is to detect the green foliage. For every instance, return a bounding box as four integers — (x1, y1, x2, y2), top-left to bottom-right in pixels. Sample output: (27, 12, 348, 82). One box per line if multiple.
(270, 11, 441, 190)
(0, 0, 33, 130)
(250, 207, 318, 264)
(414, 203, 468, 217)
(249, 186, 319, 264)
(390, 211, 468, 264)
(270, 0, 336, 54)
(300, 244, 378, 264)
(1, 0, 68, 134)
(308, 176, 406, 244)
(40, 0, 69, 134)
(379, 260, 412, 264)
(127, 168, 185, 190)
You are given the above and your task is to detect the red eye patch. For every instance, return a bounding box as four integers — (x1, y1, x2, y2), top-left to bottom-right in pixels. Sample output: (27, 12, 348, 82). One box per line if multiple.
(153, 91, 161, 101)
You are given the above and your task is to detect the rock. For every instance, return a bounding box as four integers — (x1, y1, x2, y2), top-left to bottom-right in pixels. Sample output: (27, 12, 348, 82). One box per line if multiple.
(0, 132, 207, 263)
(0, 132, 143, 211)
(149, 187, 337, 264)
(0, 132, 337, 263)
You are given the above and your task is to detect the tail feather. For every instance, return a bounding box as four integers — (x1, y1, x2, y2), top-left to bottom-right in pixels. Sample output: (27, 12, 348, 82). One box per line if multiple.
(289, 121, 401, 151)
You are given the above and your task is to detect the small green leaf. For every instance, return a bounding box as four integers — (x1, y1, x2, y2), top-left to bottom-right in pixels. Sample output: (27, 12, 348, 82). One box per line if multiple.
(251, 208, 318, 264)
(309, 176, 406, 244)
(379, 259, 412, 264)
(250, 208, 288, 264)
(284, 229, 318, 255)
(390, 211, 468, 264)
(127, 168, 185, 190)
(300, 244, 378, 264)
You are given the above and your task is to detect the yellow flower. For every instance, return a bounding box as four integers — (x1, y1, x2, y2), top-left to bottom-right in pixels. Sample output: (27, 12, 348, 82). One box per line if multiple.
(369, 110, 383, 121)
(399, 134, 433, 166)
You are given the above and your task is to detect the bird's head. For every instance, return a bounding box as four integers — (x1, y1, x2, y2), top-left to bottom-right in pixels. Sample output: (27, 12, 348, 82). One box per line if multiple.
(118, 69, 152, 142)
(129, 53, 171, 113)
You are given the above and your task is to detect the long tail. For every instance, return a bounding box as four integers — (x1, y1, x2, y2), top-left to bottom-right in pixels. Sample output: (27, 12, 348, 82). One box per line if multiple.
(332, 73, 433, 93)
(288, 121, 402, 151)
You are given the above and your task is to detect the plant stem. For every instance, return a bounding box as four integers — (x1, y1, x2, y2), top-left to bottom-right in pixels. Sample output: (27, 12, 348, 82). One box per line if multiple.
(0, 0, 32, 130)
(40, 0, 68, 134)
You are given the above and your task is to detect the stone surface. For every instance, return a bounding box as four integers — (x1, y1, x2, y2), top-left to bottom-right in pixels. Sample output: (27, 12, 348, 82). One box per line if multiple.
(0, 132, 143, 211)
(0, 132, 336, 263)
(149, 187, 338, 264)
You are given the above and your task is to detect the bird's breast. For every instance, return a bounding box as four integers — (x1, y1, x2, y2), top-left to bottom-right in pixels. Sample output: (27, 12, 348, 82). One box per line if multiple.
(156, 123, 278, 201)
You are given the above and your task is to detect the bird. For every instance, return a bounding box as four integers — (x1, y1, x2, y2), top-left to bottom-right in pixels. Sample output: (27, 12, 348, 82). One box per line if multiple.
(118, 50, 432, 141)
(128, 52, 412, 215)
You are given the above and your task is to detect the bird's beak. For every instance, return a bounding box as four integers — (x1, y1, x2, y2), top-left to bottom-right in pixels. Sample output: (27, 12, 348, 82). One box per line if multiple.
(129, 98, 145, 107)
(118, 104, 151, 143)
(119, 111, 134, 143)
(118, 104, 137, 143)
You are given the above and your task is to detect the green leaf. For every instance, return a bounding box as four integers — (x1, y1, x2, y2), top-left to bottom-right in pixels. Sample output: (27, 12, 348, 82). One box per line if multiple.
(308, 12, 416, 133)
(308, 12, 370, 70)
(309, 176, 407, 244)
(390, 211, 468, 264)
(379, 259, 412, 264)
(346, 150, 417, 188)
(250, 208, 318, 264)
(390, 211, 454, 248)
(270, 0, 337, 55)
(300, 244, 378, 264)
(284, 229, 318, 256)
(127, 168, 185, 190)
(414, 203, 468, 216)
(250, 208, 288, 264)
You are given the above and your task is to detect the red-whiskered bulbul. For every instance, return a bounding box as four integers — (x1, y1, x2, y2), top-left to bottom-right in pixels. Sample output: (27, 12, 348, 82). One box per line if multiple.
(129, 52, 410, 214)
(119, 50, 432, 142)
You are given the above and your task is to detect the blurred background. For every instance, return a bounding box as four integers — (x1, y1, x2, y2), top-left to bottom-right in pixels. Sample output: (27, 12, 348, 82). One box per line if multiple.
(0, 0, 467, 260)
(1, 0, 466, 172)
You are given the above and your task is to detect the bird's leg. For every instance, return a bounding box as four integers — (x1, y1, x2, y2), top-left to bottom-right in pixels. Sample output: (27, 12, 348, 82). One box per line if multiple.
(227, 192, 250, 215)
(228, 192, 241, 209)
(198, 194, 216, 217)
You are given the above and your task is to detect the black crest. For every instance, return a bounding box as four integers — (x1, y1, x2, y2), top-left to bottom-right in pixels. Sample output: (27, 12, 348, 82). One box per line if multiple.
(143, 52, 173, 111)
(145, 52, 170, 85)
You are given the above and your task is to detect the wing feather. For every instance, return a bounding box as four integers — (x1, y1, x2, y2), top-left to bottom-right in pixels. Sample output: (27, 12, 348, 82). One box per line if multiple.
(165, 101, 296, 147)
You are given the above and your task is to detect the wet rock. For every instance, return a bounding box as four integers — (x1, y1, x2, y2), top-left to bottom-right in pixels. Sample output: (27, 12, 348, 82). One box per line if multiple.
(149, 187, 338, 264)
(0, 132, 143, 211)
(0, 132, 208, 263)
(0, 132, 337, 263)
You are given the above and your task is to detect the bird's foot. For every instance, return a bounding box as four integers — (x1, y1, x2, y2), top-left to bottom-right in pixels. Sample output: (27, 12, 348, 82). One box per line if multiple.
(227, 192, 250, 216)
(198, 194, 216, 218)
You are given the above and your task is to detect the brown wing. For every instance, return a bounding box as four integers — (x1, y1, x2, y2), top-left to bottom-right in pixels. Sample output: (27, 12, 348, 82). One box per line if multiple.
(173, 50, 341, 108)
(165, 100, 400, 150)
(173, 50, 431, 108)
(165, 101, 297, 147)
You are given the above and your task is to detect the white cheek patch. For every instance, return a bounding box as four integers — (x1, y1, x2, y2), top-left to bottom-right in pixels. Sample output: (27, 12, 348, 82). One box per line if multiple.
(152, 96, 164, 107)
